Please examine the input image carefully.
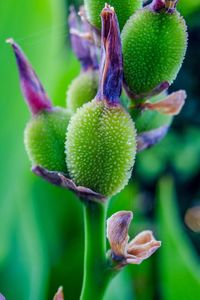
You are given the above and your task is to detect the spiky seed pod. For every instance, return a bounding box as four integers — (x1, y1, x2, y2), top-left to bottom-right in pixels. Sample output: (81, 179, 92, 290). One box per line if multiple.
(66, 6, 137, 198)
(84, 0, 142, 31)
(8, 39, 71, 173)
(25, 108, 71, 173)
(67, 70, 99, 112)
(121, 0, 188, 99)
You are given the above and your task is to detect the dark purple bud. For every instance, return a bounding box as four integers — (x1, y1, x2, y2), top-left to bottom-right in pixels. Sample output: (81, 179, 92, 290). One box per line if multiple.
(32, 165, 106, 203)
(150, 0, 178, 13)
(7, 38, 52, 115)
(124, 80, 169, 101)
(137, 125, 169, 152)
(69, 6, 98, 71)
(96, 5, 123, 105)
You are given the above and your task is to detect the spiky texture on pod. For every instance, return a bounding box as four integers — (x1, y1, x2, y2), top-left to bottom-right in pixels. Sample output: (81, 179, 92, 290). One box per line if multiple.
(66, 70, 99, 113)
(66, 100, 136, 198)
(84, 0, 142, 31)
(133, 94, 172, 133)
(122, 9, 187, 97)
(25, 108, 71, 173)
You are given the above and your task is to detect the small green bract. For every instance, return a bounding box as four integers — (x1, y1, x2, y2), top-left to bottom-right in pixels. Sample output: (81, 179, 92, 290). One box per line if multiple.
(66, 70, 99, 113)
(66, 100, 136, 197)
(25, 108, 71, 173)
(122, 9, 187, 96)
(84, 0, 142, 31)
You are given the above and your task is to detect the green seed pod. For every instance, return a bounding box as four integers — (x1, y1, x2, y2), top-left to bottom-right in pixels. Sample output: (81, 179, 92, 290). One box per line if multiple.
(25, 108, 71, 173)
(8, 39, 71, 173)
(66, 6, 137, 198)
(133, 93, 172, 133)
(122, 0, 187, 99)
(67, 70, 99, 112)
(84, 0, 142, 31)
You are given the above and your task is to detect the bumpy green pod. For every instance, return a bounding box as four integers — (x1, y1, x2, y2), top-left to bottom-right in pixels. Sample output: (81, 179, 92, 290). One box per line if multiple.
(66, 100, 136, 197)
(25, 108, 71, 173)
(122, 3, 187, 98)
(133, 94, 172, 133)
(66, 6, 137, 198)
(67, 70, 99, 113)
(84, 0, 142, 31)
(8, 39, 71, 173)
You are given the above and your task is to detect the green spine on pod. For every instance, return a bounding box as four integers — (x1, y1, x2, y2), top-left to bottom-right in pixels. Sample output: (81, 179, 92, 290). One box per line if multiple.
(25, 108, 71, 173)
(66, 5, 137, 198)
(84, 0, 142, 31)
(121, 5, 187, 97)
(67, 70, 99, 113)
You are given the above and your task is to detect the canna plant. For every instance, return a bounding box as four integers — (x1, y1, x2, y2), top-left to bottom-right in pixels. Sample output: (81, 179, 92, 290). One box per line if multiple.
(8, 0, 188, 299)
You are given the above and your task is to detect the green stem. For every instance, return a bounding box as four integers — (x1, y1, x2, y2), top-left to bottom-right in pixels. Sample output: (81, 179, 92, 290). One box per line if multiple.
(80, 200, 114, 300)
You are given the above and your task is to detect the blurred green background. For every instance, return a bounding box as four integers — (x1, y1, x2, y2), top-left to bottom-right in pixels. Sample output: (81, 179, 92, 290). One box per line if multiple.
(0, 1, 200, 299)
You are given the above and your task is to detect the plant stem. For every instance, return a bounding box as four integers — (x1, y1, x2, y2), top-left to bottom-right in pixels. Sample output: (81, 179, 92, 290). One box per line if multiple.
(80, 200, 113, 300)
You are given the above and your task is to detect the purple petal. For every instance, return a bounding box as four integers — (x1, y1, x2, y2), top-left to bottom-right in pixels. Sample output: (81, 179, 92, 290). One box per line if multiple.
(32, 165, 106, 202)
(68, 6, 98, 71)
(53, 287, 64, 300)
(96, 5, 123, 105)
(7, 38, 52, 115)
(137, 125, 170, 152)
(0, 294, 6, 300)
(149, 0, 178, 13)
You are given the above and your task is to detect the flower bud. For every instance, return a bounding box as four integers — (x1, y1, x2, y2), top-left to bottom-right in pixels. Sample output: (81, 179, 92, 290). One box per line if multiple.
(66, 7, 99, 112)
(107, 211, 161, 268)
(84, 0, 142, 31)
(121, 0, 188, 99)
(8, 39, 71, 173)
(66, 5, 137, 198)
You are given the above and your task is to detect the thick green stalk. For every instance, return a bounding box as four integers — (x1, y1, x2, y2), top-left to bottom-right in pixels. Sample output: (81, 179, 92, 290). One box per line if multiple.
(80, 200, 113, 300)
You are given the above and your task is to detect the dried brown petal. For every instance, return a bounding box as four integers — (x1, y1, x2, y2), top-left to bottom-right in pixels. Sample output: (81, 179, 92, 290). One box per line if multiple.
(107, 211, 133, 258)
(107, 211, 161, 267)
(144, 90, 186, 115)
(53, 287, 64, 300)
(127, 230, 161, 263)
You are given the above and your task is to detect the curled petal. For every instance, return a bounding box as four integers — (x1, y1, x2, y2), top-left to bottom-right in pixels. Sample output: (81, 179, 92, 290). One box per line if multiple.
(144, 90, 186, 115)
(53, 287, 64, 300)
(107, 211, 133, 258)
(107, 211, 161, 268)
(32, 165, 106, 203)
(150, 0, 178, 13)
(6, 38, 52, 115)
(127, 230, 161, 263)
(137, 125, 170, 152)
(96, 4, 123, 105)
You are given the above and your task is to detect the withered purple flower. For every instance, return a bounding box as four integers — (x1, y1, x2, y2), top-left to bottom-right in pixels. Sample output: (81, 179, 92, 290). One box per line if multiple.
(107, 211, 161, 268)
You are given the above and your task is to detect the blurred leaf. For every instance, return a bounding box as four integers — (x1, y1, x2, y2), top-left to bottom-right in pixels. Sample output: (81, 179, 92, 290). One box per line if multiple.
(157, 177, 200, 300)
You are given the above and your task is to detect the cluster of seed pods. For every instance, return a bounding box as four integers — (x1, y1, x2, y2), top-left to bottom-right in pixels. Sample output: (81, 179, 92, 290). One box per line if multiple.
(8, 0, 187, 201)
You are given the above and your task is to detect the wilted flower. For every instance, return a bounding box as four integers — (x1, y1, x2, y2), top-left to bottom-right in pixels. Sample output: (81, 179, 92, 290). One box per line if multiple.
(107, 211, 161, 268)
(53, 287, 64, 300)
